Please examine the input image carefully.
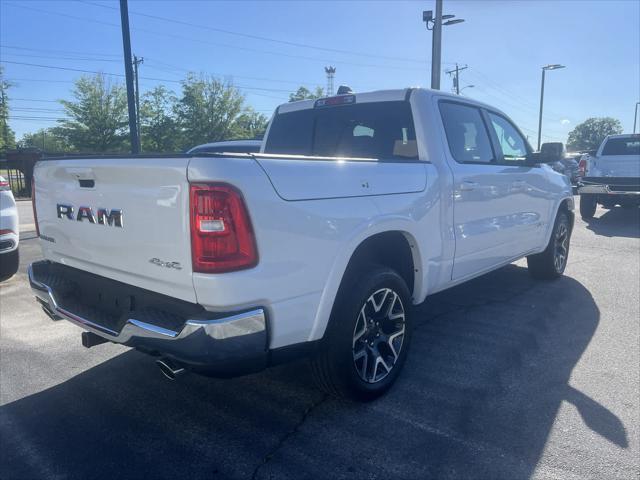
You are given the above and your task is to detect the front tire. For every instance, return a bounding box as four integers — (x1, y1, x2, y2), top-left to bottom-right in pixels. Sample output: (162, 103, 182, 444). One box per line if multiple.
(311, 266, 412, 401)
(527, 212, 571, 280)
(0, 249, 19, 281)
(580, 194, 597, 219)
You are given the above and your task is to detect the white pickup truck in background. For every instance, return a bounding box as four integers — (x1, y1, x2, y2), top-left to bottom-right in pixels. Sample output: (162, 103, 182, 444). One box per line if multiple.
(29, 88, 574, 400)
(577, 133, 640, 218)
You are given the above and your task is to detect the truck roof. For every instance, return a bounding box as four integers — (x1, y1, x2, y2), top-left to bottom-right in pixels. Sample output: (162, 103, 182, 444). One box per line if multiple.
(278, 87, 504, 116)
(603, 133, 640, 140)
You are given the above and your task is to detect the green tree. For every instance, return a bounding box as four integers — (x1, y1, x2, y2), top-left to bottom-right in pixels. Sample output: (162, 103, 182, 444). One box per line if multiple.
(140, 85, 180, 152)
(56, 74, 129, 152)
(0, 67, 16, 151)
(231, 108, 269, 139)
(19, 128, 72, 153)
(288, 86, 324, 102)
(176, 73, 245, 150)
(567, 117, 623, 151)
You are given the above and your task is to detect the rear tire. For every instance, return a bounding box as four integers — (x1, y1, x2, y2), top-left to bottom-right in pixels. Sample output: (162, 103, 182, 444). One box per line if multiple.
(580, 194, 597, 219)
(527, 212, 571, 280)
(311, 265, 412, 401)
(0, 249, 19, 281)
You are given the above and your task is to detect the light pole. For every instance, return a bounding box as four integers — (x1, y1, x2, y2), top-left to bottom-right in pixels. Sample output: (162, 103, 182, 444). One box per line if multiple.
(634, 102, 639, 134)
(423, 1, 465, 90)
(537, 64, 565, 150)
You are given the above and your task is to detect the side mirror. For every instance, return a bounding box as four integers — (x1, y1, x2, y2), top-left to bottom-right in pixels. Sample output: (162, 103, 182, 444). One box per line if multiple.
(539, 142, 566, 163)
(525, 151, 541, 166)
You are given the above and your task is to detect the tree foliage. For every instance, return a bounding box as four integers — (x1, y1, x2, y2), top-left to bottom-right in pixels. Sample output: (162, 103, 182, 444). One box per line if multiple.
(19, 128, 71, 153)
(13, 72, 274, 154)
(175, 74, 245, 149)
(289, 86, 324, 102)
(0, 67, 16, 151)
(231, 108, 269, 139)
(56, 74, 129, 153)
(140, 85, 180, 152)
(567, 117, 623, 151)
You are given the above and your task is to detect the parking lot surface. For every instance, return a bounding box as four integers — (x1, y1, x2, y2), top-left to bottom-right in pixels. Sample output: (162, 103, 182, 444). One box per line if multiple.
(1, 198, 638, 480)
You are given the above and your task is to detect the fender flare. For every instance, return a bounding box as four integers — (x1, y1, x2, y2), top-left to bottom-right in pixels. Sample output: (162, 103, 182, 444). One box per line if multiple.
(541, 195, 575, 248)
(307, 217, 423, 342)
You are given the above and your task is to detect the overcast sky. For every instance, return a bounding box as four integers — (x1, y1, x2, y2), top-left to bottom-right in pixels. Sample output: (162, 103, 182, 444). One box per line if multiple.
(1, 0, 639, 145)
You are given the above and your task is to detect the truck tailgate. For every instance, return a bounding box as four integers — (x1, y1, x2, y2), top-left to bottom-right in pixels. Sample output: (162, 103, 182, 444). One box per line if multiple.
(34, 157, 197, 303)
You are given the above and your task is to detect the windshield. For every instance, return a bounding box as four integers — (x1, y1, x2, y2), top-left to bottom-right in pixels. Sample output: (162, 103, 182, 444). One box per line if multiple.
(601, 137, 640, 156)
(264, 101, 418, 160)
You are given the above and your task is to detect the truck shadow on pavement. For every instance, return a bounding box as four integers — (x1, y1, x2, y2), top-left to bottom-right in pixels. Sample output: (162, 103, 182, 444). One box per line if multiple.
(584, 206, 640, 238)
(0, 266, 626, 480)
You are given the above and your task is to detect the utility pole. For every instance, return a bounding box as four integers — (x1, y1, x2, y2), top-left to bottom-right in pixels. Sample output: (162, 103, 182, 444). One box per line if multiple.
(423, 2, 464, 90)
(133, 55, 144, 152)
(0, 88, 7, 149)
(431, 0, 443, 90)
(119, 0, 139, 154)
(446, 63, 468, 94)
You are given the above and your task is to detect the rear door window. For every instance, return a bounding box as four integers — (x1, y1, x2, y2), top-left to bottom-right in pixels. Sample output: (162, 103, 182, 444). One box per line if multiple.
(264, 101, 418, 160)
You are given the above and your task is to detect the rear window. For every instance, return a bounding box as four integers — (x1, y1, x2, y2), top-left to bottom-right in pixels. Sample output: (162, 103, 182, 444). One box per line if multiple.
(264, 101, 418, 160)
(602, 137, 640, 156)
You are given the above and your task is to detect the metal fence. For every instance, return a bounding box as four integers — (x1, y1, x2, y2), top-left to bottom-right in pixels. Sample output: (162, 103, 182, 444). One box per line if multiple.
(0, 162, 28, 197)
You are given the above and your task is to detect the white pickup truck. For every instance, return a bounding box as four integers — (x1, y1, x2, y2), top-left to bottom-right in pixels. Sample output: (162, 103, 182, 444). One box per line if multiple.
(29, 88, 574, 400)
(577, 134, 640, 218)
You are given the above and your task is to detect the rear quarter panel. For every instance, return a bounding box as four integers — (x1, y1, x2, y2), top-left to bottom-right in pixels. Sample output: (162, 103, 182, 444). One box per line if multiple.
(188, 156, 438, 348)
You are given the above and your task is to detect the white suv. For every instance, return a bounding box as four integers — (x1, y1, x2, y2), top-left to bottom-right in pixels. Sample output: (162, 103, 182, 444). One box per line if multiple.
(0, 176, 19, 280)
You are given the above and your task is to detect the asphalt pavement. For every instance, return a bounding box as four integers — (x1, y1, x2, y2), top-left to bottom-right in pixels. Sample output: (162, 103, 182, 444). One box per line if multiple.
(1, 198, 638, 480)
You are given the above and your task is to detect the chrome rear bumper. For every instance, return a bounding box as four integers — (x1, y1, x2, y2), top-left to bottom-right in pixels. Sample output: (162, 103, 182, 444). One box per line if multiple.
(29, 260, 268, 374)
(577, 184, 640, 195)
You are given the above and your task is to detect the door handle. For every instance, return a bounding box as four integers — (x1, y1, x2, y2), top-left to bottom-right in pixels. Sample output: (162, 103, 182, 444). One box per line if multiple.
(459, 181, 479, 191)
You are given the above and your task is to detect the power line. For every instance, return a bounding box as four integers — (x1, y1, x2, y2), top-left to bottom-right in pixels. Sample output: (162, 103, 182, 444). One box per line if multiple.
(0, 60, 295, 93)
(2, 48, 323, 88)
(0, 44, 121, 58)
(8, 116, 67, 121)
(10, 107, 66, 113)
(5, 78, 76, 84)
(143, 58, 320, 87)
(3, 2, 431, 72)
(80, 0, 427, 64)
(9, 98, 62, 103)
(1, 52, 121, 63)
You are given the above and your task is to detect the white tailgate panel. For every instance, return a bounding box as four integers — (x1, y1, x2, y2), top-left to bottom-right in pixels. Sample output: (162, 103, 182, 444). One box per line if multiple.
(35, 157, 196, 302)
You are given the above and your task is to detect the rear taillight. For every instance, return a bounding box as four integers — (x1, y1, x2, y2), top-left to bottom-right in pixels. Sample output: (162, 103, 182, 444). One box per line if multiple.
(190, 183, 258, 273)
(31, 177, 40, 237)
(578, 157, 587, 178)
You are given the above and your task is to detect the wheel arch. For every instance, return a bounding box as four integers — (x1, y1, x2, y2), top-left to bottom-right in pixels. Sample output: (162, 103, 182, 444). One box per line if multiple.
(308, 227, 423, 342)
(543, 196, 575, 247)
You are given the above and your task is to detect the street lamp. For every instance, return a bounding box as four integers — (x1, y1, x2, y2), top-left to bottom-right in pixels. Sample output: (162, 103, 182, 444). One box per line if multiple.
(460, 84, 475, 94)
(537, 64, 566, 150)
(423, 0, 465, 90)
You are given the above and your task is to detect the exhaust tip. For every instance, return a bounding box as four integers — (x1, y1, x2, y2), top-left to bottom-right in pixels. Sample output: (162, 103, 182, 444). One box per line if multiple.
(156, 358, 186, 380)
